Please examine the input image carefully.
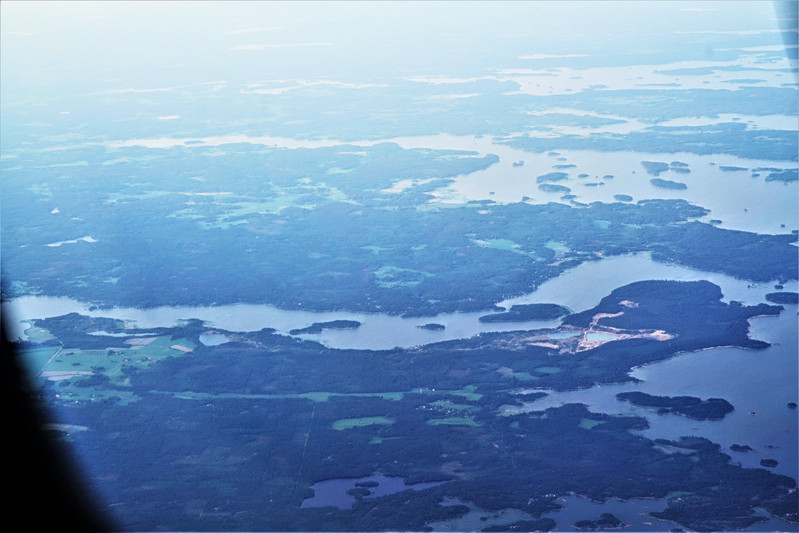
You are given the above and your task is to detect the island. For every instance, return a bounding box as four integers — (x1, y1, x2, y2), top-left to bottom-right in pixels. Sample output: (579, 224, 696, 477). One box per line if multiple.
(765, 169, 798, 182)
(574, 513, 625, 531)
(760, 459, 779, 468)
(613, 194, 633, 202)
(536, 172, 569, 183)
(616, 392, 734, 420)
(538, 183, 571, 193)
(669, 161, 691, 174)
(765, 292, 798, 305)
(417, 323, 445, 331)
(346, 487, 373, 499)
(482, 518, 556, 531)
(479, 303, 570, 323)
(641, 161, 670, 176)
(642, 161, 691, 177)
(650, 178, 688, 190)
(289, 320, 361, 335)
(730, 444, 754, 453)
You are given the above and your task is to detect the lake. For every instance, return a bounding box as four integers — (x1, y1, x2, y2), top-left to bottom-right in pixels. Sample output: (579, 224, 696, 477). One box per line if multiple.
(506, 308, 798, 481)
(300, 474, 443, 510)
(4, 251, 796, 527)
(4, 252, 793, 351)
(102, 132, 797, 234)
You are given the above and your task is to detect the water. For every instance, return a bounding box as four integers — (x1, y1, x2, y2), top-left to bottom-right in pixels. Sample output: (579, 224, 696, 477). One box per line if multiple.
(198, 333, 229, 346)
(507, 309, 798, 481)
(1, 295, 560, 350)
(539, 493, 796, 532)
(4, 252, 795, 351)
(100, 133, 797, 234)
(300, 474, 443, 510)
(585, 333, 616, 341)
(353, 134, 796, 235)
(540, 494, 674, 532)
(4, 253, 796, 526)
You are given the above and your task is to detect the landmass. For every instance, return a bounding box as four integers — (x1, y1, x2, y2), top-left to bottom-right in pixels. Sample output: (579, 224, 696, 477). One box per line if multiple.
(15, 280, 796, 531)
(4, 175, 796, 315)
(616, 392, 734, 420)
(760, 459, 779, 468)
(482, 518, 556, 531)
(538, 183, 571, 193)
(641, 161, 670, 176)
(289, 320, 361, 335)
(536, 172, 569, 183)
(478, 304, 570, 323)
(418, 323, 446, 331)
(765, 292, 798, 305)
(669, 161, 691, 174)
(650, 178, 688, 190)
(3, 8, 798, 533)
(730, 444, 754, 453)
(765, 169, 798, 182)
(574, 513, 625, 530)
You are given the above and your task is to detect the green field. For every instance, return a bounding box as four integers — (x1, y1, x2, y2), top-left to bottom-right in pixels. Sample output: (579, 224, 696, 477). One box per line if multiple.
(24, 334, 196, 405)
(427, 417, 481, 427)
(332, 416, 394, 431)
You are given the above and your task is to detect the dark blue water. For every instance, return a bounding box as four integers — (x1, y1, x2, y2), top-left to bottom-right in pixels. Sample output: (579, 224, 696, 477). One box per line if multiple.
(300, 474, 443, 510)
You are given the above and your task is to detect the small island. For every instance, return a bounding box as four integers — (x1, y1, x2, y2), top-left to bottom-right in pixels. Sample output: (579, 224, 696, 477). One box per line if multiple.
(760, 459, 779, 468)
(417, 323, 445, 331)
(289, 320, 362, 335)
(650, 178, 688, 190)
(765, 292, 798, 305)
(730, 444, 754, 453)
(538, 183, 571, 194)
(482, 518, 556, 532)
(574, 513, 626, 531)
(479, 303, 571, 323)
(669, 161, 691, 174)
(641, 161, 670, 176)
(613, 194, 633, 202)
(616, 392, 733, 420)
(536, 172, 569, 183)
(346, 487, 372, 499)
(642, 160, 691, 176)
(765, 169, 797, 182)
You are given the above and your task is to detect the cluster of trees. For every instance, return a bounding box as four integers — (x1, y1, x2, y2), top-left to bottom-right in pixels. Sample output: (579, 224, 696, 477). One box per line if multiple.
(616, 392, 734, 420)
